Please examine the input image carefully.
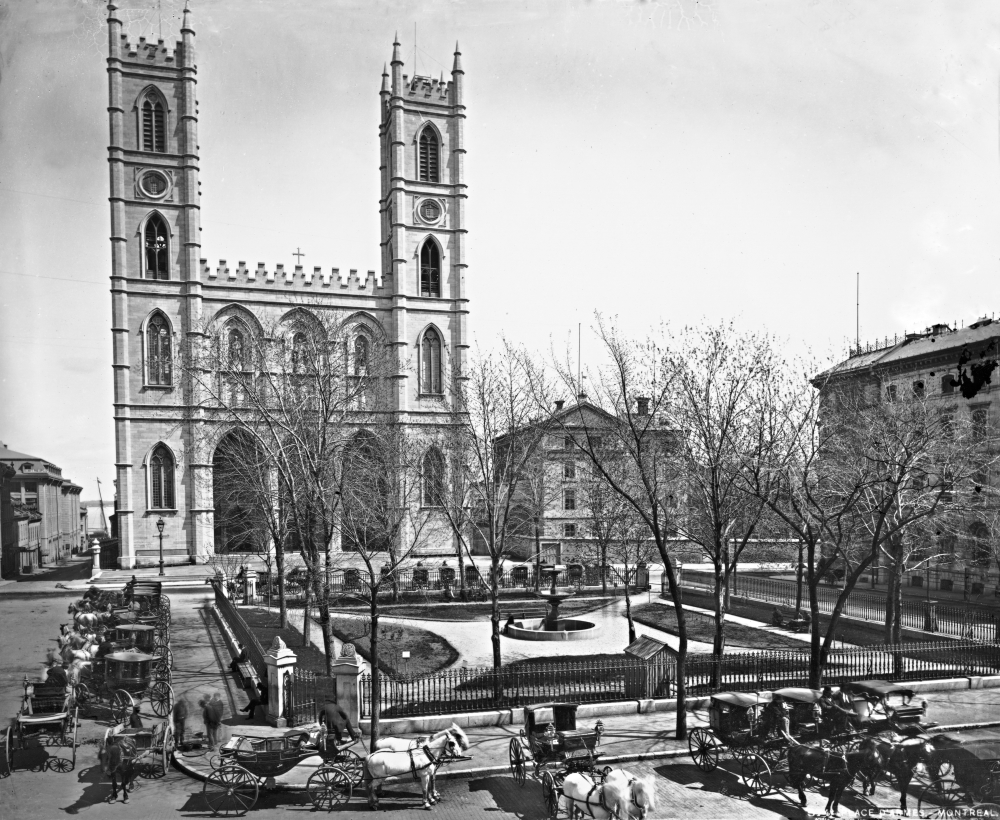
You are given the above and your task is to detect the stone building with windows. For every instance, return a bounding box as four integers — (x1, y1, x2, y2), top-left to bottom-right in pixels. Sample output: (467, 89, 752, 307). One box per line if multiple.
(0, 444, 84, 572)
(817, 316, 1000, 575)
(104, 5, 468, 567)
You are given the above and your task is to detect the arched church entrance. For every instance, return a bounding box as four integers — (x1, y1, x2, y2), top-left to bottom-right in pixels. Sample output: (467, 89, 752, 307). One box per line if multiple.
(212, 431, 269, 553)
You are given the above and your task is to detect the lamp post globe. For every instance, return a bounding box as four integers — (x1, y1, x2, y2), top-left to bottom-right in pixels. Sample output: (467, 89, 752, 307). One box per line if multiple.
(156, 517, 165, 577)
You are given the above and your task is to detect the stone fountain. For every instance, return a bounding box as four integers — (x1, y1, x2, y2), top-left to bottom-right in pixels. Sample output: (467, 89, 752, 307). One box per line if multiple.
(505, 565, 600, 642)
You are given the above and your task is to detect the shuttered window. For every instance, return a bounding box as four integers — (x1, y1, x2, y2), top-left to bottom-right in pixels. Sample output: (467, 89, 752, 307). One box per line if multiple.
(420, 241, 440, 297)
(418, 129, 439, 182)
(142, 98, 166, 152)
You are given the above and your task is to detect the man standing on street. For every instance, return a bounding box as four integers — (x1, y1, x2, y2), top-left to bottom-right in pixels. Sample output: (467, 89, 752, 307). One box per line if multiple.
(318, 695, 360, 746)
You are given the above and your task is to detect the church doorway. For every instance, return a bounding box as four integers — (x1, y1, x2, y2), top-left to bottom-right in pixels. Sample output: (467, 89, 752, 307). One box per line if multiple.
(212, 431, 269, 554)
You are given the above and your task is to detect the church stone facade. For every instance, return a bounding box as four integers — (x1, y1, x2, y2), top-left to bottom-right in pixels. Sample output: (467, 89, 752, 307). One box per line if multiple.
(106, 4, 468, 567)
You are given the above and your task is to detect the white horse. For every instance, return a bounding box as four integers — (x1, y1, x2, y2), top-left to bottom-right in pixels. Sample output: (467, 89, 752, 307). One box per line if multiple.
(364, 730, 465, 810)
(559, 772, 631, 820)
(603, 768, 657, 819)
(374, 724, 470, 753)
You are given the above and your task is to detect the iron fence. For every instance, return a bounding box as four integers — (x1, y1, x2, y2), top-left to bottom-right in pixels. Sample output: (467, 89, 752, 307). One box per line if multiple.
(212, 579, 268, 680)
(673, 572, 1000, 641)
(361, 658, 645, 718)
(285, 666, 336, 726)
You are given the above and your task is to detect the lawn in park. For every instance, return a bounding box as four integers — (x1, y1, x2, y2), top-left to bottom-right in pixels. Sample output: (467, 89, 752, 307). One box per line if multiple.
(629, 602, 813, 651)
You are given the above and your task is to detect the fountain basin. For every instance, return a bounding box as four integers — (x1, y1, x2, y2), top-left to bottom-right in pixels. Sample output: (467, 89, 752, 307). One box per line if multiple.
(506, 617, 601, 642)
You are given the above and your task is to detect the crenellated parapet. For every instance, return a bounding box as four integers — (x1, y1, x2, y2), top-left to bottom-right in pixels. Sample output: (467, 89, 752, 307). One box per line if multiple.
(402, 74, 452, 102)
(201, 260, 390, 293)
(118, 35, 183, 67)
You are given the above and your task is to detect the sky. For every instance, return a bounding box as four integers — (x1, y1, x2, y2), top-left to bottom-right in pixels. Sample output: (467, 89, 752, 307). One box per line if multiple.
(1, 0, 999, 500)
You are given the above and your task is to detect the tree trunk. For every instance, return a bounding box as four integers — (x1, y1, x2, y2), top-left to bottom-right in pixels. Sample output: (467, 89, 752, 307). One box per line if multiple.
(276, 549, 288, 629)
(490, 554, 502, 670)
(457, 537, 467, 602)
(883, 569, 898, 644)
(891, 571, 902, 645)
(711, 558, 726, 691)
(368, 604, 381, 752)
(601, 543, 608, 594)
(302, 586, 311, 648)
(795, 540, 803, 617)
(660, 554, 688, 739)
(624, 560, 636, 644)
(316, 597, 336, 676)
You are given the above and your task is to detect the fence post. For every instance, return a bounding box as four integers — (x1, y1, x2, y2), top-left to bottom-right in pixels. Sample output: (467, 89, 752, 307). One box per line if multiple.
(264, 636, 298, 728)
(332, 643, 364, 731)
(924, 601, 938, 633)
(90, 538, 101, 578)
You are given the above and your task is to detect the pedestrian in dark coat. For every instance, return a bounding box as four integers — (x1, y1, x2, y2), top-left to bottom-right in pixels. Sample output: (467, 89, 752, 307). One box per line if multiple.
(318, 697, 360, 746)
(240, 680, 268, 721)
(172, 698, 189, 745)
(128, 706, 143, 728)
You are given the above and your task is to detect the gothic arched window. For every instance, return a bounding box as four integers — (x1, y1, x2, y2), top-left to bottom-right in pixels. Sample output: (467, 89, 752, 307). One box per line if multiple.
(418, 128, 440, 182)
(420, 328, 442, 395)
(291, 332, 308, 374)
(149, 445, 175, 509)
(420, 240, 440, 297)
(422, 448, 445, 507)
(142, 96, 166, 152)
(354, 335, 370, 376)
(144, 214, 169, 280)
(146, 312, 172, 386)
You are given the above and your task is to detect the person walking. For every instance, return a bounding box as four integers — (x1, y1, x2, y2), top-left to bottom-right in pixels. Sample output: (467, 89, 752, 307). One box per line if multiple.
(318, 695, 360, 746)
(201, 694, 224, 749)
(172, 698, 189, 746)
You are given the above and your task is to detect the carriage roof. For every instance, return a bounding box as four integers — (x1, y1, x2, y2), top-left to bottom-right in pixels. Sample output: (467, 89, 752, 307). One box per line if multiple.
(840, 680, 915, 699)
(932, 732, 1000, 761)
(106, 650, 153, 662)
(710, 692, 771, 709)
(773, 687, 822, 704)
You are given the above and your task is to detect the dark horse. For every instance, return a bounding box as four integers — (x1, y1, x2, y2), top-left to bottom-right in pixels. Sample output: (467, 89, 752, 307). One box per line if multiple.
(788, 737, 883, 816)
(99, 735, 137, 804)
(859, 732, 936, 812)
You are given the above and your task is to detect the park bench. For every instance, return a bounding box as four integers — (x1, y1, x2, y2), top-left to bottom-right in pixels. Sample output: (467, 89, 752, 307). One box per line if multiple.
(503, 607, 551, 625)
(771, 606, 811, 633)
(233, 660, 260, 691)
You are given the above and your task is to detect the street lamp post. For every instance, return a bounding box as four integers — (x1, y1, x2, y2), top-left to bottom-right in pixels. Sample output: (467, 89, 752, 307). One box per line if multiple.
(156, 517, 165, 577)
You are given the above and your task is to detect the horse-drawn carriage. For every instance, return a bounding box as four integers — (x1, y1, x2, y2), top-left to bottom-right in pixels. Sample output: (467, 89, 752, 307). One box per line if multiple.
(202, 729, 366, 815)
(839, 680, 931, 734)
(3, 676, 79, 775)
(917, 733, 1000, 817)
(687, 691, 775, 772)
(104, 720, 174, 777)
(74, 650, 173, 723)
(508, 703, 607, 817)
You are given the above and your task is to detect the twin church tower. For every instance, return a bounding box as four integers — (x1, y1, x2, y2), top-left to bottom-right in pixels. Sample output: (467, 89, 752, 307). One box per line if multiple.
(106, 3, 469, 567)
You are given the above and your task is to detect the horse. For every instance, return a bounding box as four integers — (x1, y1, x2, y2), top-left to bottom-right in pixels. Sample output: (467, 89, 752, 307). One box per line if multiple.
(364, 730, 465, 810)
(558, 771, 632, 820)
(99, 735, 137, 803)
(787, 736, 883, 816)
(374, 724, 470, 753)
(860, 732, 936, 812)
(602, 768, 657, 819)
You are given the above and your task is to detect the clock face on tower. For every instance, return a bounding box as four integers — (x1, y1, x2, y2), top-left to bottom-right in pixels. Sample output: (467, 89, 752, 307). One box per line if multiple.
(417, 198, 442, 224)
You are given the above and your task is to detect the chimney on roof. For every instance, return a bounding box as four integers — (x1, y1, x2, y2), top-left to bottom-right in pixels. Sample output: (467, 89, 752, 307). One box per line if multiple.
(554, 400, 565, 411)
(577, 392, 588, 402)
(637, 397, 650, 416)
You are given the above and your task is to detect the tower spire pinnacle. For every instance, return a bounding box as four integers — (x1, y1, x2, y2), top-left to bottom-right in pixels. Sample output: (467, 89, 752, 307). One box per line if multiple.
(392, 33, 402, 65)
(452, 42, 463, 74)
(381, 63, 390, 94)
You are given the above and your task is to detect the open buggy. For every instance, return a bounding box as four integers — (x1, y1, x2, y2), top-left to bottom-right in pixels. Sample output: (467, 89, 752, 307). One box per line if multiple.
(3, 676, 79, 775)
(917, 732, 1000, 817)
(203, 727, 365, 815)
(839, 680, 931, 735)
(508, 703, 607, 817)
(103, 720, 174, 778)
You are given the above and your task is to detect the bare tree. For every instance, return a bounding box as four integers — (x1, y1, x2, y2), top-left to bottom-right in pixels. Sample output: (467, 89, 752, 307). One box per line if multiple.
(336, 420, 433, 748)
(529, 318, 694, 739)
(187, 304, 393, 673)
(665, 323, 781, 659)
(437, 344, 548, 670)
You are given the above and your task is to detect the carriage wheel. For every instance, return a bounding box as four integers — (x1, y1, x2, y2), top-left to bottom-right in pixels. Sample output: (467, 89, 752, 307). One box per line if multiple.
(203, 764, 258, 816)
(111, 690, 134, 725)
(334, 749, 364, 787)
(73, 682, 92, 708)
(688, 728, 719, 772)
(153, 631, 167, 650)
(158, 724, 174, 776)
(541, 771, 559, 819)
(307, 765, 353, 812)
(48, 756, 74, 772)
(741, 753, 772, 797)
(152, 658, 171, 683)
(149, 681, 173, 717)
(509, 738, 527, 786)
(917, 781, 964, 818)
(153, 646, 173, 670)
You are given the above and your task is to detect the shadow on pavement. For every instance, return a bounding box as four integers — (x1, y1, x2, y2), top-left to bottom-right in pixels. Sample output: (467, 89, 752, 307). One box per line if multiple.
(61, 764, 115, 815)
(468, 775, 548, 820)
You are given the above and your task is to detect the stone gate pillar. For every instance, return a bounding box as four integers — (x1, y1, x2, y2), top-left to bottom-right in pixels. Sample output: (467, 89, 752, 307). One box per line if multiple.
(264, 636, 297, 728)
(332, 644, 364, 732)
(90, 538, 101, 579)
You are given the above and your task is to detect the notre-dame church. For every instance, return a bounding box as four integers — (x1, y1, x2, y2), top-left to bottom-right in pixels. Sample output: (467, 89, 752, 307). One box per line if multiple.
(106, 3, 468, 567)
